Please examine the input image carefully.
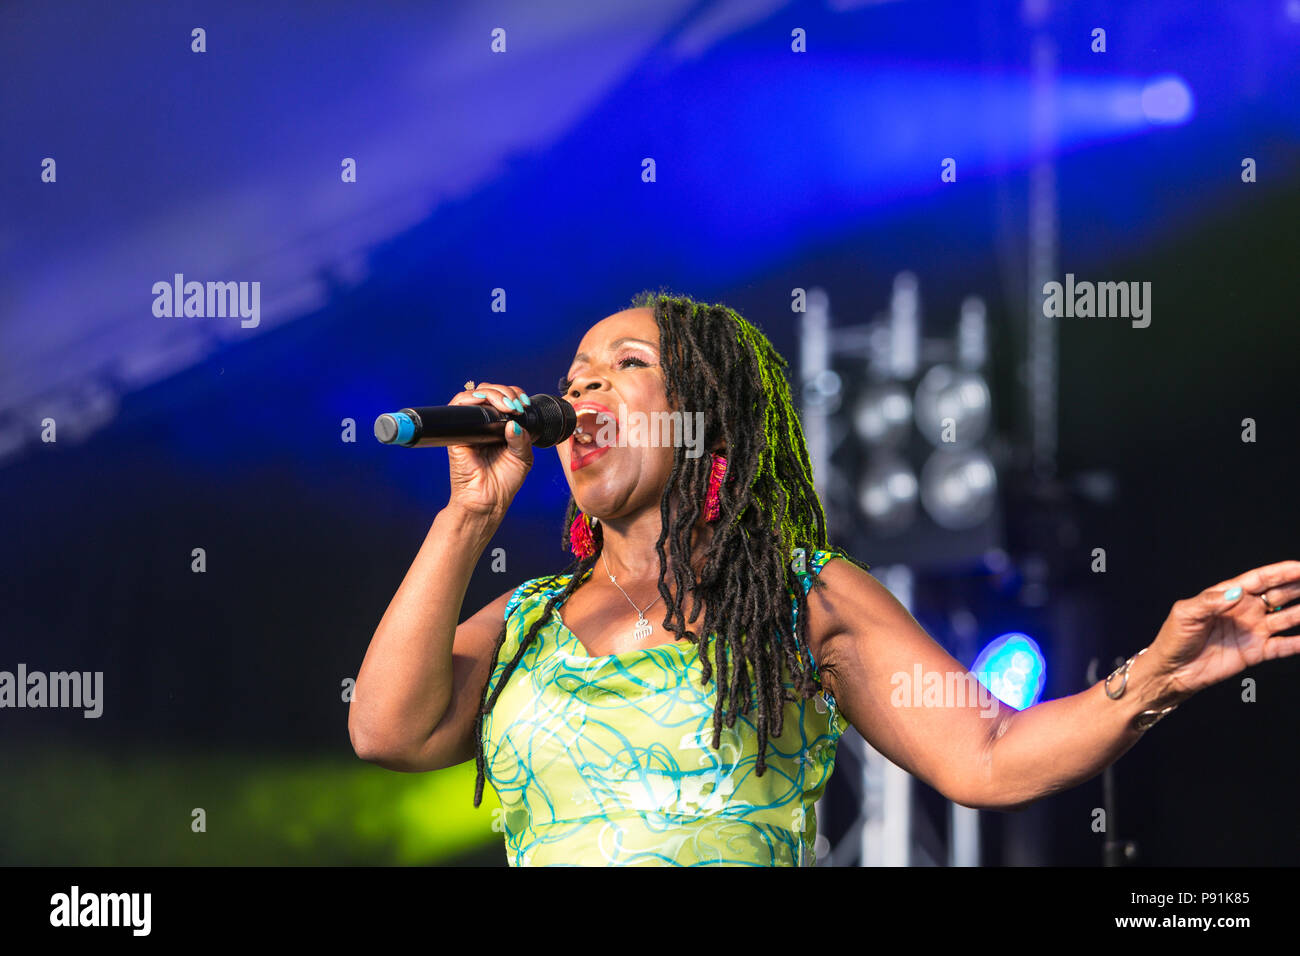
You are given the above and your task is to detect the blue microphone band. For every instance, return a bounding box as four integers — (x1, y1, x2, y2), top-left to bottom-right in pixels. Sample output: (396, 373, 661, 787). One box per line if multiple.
(391, 412, 416, 445)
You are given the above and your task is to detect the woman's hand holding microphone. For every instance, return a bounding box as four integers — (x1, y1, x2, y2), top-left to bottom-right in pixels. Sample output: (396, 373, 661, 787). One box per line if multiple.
(444, 383, 536, 525)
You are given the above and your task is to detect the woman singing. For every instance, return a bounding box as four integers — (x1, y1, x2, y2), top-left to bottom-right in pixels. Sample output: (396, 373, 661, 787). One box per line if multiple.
(349, 291, 1300, 866)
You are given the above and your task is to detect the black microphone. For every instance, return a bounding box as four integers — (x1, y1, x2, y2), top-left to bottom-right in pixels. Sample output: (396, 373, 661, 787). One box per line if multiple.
(374, 394, 576, 448)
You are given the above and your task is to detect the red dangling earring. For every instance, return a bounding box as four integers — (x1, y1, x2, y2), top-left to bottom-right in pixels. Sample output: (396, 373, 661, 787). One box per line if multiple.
(704, 453, 728, 522)
(569, 511, 597, 559)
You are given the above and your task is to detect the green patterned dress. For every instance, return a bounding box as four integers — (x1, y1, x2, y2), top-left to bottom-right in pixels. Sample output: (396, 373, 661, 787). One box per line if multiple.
(480, 547, 855, 866)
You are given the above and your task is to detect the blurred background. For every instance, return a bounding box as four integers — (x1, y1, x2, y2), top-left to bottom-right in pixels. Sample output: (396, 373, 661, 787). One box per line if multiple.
(1, 0, 1297, 866)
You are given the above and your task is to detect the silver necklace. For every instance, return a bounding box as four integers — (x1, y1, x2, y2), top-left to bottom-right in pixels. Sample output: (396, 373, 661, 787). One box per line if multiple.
(601, 549, 661, 641)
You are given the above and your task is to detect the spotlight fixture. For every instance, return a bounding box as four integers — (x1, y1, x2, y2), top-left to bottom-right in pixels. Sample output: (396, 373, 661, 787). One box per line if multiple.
(972, 633, 1047, 710)
(853, 383, 912, 448)
(857, 454, 919, 536)
(913, 365, 991, 448)
(919, 448, 997, 530)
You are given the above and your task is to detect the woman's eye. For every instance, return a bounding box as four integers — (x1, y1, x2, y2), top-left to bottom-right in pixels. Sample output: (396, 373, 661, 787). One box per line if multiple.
(558, 355, 651, 392)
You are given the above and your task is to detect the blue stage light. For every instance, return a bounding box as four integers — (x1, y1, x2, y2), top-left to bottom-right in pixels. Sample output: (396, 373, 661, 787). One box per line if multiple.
(972, 633, 1046, 710)
(1140, 75, 1194, 125)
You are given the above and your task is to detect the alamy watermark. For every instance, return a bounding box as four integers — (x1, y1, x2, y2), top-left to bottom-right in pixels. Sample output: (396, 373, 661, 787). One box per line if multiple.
(50, 886, 150, 936)
(890, 664, 1000, 717)
(1042, 273, 1151, 328)
(0, 664, 102, 717)
(572, 403, 706, 458)
(152, 272, 260, 328)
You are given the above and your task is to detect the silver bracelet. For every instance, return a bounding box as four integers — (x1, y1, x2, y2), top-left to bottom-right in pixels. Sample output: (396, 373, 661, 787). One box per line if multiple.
(1104, 648, 1147, 699)
(1134, 704, 1178, 731)
(1105, 647, 1179, 731)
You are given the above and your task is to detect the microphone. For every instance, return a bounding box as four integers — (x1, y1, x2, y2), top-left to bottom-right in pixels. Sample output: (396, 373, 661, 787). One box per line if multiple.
(374, 394, 576, 448)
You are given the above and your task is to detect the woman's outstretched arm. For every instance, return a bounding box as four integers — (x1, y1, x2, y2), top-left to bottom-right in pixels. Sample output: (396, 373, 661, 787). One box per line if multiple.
(806, 557, 1300, 811)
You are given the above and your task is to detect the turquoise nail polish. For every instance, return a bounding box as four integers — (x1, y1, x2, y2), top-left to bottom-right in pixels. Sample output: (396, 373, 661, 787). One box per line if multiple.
(521, 394, 531, 406)
(506, 398, 520, 412)
(472, 392, 486, 398)
(1224, 586, 1242, 601)
(511, 421, 521, 436)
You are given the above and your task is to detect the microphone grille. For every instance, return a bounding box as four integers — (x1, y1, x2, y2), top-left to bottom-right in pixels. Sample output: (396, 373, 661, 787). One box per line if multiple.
(528, 394, 577, 448)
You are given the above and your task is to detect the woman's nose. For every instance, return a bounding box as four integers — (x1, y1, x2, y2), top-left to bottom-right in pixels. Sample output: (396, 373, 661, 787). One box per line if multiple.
(566, 373, 607, 398)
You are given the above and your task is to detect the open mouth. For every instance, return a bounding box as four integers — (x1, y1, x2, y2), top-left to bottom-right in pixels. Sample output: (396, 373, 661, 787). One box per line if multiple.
(572, 407, 618, 449)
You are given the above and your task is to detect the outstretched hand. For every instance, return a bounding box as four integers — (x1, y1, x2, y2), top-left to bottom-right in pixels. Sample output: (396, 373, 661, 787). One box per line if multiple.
(1148, 559, 1300, 696)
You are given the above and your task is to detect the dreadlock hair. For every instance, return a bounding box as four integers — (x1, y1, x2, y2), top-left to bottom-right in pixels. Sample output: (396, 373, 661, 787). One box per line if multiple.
(471, 289, 870, 808)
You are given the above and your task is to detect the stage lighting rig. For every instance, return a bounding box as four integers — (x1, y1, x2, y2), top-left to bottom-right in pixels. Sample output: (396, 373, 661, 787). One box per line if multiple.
(799, 276, 1005, 574)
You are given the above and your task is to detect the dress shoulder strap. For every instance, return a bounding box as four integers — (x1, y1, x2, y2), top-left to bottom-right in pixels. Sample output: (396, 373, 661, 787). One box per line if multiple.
(792, 546, 863, 594)
(790, 546, 867, 674)
(504, 571, 576, 622)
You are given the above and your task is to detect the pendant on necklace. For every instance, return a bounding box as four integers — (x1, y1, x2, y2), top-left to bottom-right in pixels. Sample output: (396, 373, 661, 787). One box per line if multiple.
(633, 617, 652, 641)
